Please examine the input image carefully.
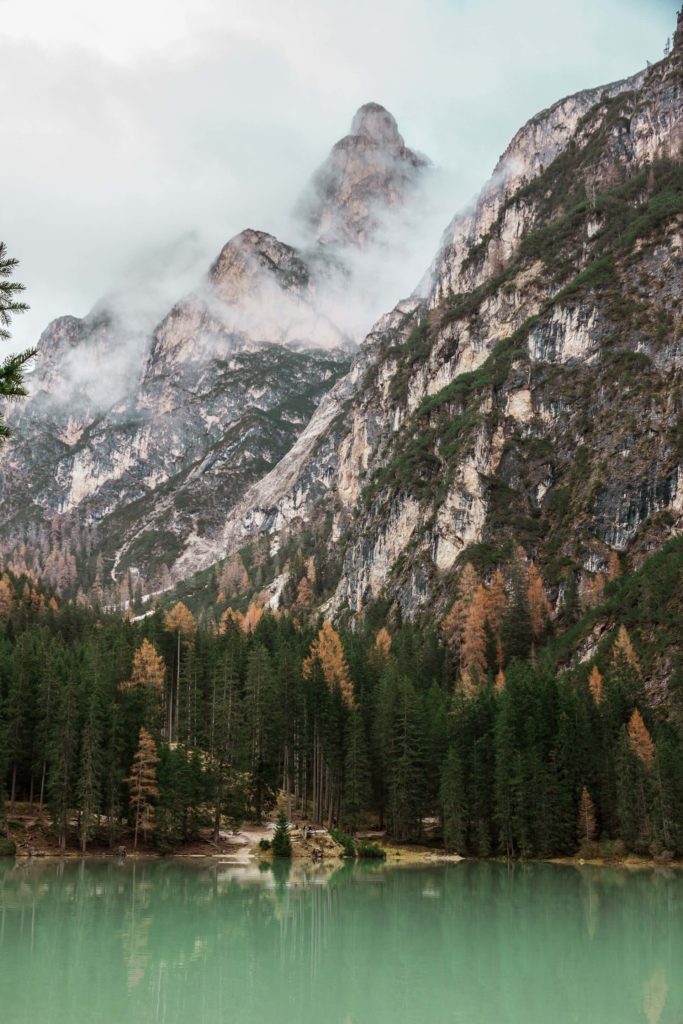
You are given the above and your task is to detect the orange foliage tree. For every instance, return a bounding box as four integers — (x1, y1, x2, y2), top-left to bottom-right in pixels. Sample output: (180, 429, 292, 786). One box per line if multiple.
(628, 709, 655, 767)
(527, 562, 552, 639)
(127, 728, 159, 848)
(588, 665, 604, 705)
(303, 621, 354, 708)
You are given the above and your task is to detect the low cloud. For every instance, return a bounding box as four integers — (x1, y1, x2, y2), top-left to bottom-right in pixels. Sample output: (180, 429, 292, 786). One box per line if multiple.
(1, 0, 675, 364)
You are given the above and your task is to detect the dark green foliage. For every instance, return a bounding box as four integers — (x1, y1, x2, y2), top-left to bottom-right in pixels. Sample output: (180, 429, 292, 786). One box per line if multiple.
(0, 536, 682, 859)
(271, 810, 292, 857)
(0, 241, 34, 442)
(356, 839, 385, 859)
(330, 827, 356, 857)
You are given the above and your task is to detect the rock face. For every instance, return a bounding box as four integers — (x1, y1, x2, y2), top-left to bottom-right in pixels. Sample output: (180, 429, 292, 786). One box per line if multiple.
(0, 105, 427, 602)
(173, 27, 683, 619)
(297, 102, 428, 247)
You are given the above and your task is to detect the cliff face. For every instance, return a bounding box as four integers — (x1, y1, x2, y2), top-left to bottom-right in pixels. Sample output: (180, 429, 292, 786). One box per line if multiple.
(0, 105, 427, 600)
(182, 35, 682, 619)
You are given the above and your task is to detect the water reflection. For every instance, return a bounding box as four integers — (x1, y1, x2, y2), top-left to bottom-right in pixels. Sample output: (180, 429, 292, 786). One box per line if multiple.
(0, 859, 682, 1024)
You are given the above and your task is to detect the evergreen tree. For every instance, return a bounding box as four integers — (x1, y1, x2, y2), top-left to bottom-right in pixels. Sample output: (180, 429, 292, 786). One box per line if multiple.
(342, 709, 370, 831)
(271, 809, 292, 857)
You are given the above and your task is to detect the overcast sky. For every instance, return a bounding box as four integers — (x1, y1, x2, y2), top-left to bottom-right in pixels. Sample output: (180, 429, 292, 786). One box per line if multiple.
(0, 0, 677, 352)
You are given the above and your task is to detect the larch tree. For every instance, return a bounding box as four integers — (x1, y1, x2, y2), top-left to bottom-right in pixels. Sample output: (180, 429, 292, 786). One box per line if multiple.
(485, 569, 507, 666)
(576, 785, 597, 849)
(527, 562, 552, 639)
(123, 639, 166, 692)
(373, 626, 392, 663)
(588, 665, 604, 705)
(303, 621, 354, 708)
(127, 728, 159, 849)
(628, 709, 655, 767)
(0, 577, 13, 619)
(443, 563, 480, 656)
(613, 625, 641, 674)
(242, 601, 264, 634)
(460, 585, 488, 692)
(121, 638, 166, 736)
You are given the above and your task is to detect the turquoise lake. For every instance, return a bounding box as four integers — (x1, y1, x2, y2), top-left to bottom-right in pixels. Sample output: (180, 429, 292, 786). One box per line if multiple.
(0, 859, 681, 1023)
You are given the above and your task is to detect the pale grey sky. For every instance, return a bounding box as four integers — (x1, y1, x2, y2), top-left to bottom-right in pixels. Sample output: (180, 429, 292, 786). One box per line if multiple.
(0, 0, 677, 352)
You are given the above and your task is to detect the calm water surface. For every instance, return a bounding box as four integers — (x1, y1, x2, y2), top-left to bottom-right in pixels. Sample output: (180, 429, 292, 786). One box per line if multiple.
(0, 858, 681, 1024)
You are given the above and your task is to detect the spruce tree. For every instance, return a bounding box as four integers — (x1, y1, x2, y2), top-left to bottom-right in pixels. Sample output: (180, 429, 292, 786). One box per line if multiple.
(271, 809, 292, 857)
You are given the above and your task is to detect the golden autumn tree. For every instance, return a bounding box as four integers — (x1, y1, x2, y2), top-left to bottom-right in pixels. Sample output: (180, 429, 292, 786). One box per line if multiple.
(527, 562, 552, 639)
(613, 625, 641, 674)
(576, 786, 597, 849)
(628, 709, 655, 767)
(164, 602, 197, 743)
(373, 626, 392, 662)
(127, 728, 159, 849)
(218, 553, 249, 600)
(219, 606, 245, 634)
(485, 569, 507, 666)
(443, 563, 480, 655)
(0, 576, 12, 619)
(494, 668, 506, 693)
(303, 621, 354, 708)
(242, 600, 263, 634)
(460, 585, 488, 692)
(294, 575, 313, 612)
(588, 665, 604, 705)
(123, 639, 166, 692)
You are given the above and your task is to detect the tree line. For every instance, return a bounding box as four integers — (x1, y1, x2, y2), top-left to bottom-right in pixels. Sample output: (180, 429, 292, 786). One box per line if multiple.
(1, 548, 682, 860)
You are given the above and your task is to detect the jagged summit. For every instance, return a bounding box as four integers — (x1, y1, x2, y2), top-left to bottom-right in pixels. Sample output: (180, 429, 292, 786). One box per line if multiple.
(349, 102, 404, 151)
(297, 102, 428, 248)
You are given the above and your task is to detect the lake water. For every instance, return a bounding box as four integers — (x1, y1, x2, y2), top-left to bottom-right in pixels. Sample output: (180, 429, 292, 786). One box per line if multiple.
(0, 858, 681, 1024)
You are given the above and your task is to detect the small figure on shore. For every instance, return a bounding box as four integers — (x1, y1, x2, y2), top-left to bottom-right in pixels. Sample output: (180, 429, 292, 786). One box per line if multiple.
(116, 846, 127, 859)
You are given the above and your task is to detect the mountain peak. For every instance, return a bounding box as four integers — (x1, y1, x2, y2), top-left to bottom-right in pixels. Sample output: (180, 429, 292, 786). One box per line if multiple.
(349, 102, 403, 150)
(297, 103, 427, 248)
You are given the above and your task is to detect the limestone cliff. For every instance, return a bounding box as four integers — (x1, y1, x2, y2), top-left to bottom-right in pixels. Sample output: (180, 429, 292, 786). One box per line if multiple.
(178, 23, 682, 622)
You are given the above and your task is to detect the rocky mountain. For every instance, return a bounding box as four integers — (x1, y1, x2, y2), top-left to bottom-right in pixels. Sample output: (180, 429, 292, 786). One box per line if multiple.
(172, 11, 683, 623)
(0, 104, 427, 602)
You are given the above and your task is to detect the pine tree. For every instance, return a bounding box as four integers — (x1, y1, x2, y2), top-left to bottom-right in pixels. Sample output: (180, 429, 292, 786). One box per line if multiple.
(271, 809, 292, 857)
(0, 242, 34, 443)
(342, 709, 371, 831)
(127, 728, 159, 849)
(78, 689, 102, 852)
(440, 747, 467, 853)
